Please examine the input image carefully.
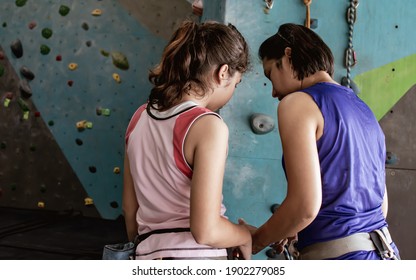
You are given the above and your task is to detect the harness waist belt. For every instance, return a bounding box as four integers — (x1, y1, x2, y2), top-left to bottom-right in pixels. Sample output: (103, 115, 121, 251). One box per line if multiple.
(299, 227, 393, 260)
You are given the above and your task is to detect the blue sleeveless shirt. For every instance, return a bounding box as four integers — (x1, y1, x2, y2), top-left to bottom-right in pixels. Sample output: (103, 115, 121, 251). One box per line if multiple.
(284, 83, 390, 259)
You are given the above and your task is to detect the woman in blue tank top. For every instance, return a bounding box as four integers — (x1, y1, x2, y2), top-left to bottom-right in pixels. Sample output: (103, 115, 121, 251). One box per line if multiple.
(241, 23, 400, 260)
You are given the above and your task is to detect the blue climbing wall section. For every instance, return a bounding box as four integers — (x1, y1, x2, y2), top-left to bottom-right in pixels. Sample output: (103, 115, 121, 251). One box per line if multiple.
(0, 0, 167, 219)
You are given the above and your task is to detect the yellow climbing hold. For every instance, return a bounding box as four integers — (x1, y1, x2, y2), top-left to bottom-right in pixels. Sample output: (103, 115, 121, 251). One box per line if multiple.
(113, 167, 120, 174)
(112, 73, 121, 83)
(4, 98, 11, 107)
(84, 197, 94, 206)
(37, 201, 45, 208)
(68, 63, 78, 70)
(91, 9, 102, 16)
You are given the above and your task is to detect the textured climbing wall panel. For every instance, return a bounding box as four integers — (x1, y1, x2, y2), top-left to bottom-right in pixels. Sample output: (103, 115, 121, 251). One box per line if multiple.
(380, 85, 416, 260)
(0, 0, 194, 219)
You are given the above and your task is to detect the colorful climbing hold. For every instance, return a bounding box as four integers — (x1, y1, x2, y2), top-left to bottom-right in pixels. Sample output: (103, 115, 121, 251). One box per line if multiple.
(37, 201, 45, 208)
(3, 98, 11, 107)
(18, 97, 29, 111)
(15, 0, 27, 7)
(40, 44, 51, 55)
(111, 51, 129, 70)
(76, 120, 88, 130)
(40, 184, 47, 193)
(56, 54, 62, 61)
(75, 138, 83, 146)
(112, 73, 121, 83)
(41, 28, 53, 39)
(28, 21, 37, 29)
(0, 142, 6, 149)
(48, 120, 54, 126)
(68, 63, 78, 70)
(91, 9, 102, 16)
(67, 80, 73, 87)
(84, 197, 94, 206)
(59, 5, 70, 16)
(113, 167, 120, 174)
(34, 111, 41, 117)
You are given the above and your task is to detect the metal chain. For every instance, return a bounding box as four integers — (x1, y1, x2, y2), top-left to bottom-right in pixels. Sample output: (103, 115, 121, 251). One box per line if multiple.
(345, 0, 359, 88)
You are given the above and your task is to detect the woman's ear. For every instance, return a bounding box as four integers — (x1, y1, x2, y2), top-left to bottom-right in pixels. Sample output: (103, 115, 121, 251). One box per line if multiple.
(284, 47, 292, 58)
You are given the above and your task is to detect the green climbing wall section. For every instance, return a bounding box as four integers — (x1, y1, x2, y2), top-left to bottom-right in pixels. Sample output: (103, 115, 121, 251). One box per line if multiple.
(355, 54, 416, 120)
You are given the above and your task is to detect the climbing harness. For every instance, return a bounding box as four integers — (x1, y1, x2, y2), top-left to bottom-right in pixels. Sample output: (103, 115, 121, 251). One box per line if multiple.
(344, 0, 359, 89)
(303, 0, 312, 28)
(298, 227, 399, 260)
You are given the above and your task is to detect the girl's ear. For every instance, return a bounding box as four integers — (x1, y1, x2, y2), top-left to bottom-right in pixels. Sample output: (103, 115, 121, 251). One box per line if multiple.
(218, 64, 230, 82)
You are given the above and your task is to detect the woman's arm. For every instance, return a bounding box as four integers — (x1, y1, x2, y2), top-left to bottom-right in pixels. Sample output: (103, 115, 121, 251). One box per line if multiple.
(252, 92, 323, 253)
(185, 115, 252, 258)
(122, 151, 139, 242)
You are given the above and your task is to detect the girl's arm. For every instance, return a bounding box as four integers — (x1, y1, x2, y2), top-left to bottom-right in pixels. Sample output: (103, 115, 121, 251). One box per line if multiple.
(186, 115, 252, 259)
(122, 151, 139, 242)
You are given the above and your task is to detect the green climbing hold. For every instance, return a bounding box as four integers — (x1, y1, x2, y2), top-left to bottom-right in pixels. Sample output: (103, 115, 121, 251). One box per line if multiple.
(2, 22, 7, 28)
(100, 49, 110, 57)
(40, 44, 50, 55)
(17, 98, 29, 112)
(15, 0, 27, 7)
(111, 51, 129, 70)
(0, 64, 4, 77)
(59, 5, 70, 16)
(48, 120, 54, 126)
(42, 28, 53, 39)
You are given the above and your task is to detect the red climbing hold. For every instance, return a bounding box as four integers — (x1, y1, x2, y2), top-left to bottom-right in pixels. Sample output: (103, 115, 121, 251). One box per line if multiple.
(28, 21, 37, 29)
(67, 80, 73, 87)
(56, 55, 62, 61)
(34, 111, 41, 117)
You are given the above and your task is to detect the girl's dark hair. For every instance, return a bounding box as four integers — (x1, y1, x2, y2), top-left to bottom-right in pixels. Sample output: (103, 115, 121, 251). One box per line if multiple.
(148, 20, 249, 111)
(258, 23, 334, 80)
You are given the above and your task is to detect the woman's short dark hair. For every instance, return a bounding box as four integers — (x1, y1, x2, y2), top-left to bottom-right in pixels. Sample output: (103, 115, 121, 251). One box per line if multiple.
(258, 23, 334, 80)
(148, 20, 250, 111)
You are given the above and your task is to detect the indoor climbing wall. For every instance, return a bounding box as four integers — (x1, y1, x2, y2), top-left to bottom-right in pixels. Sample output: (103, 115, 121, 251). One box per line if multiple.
(0, 0, 196, 219)
(1, 0, 416, 260)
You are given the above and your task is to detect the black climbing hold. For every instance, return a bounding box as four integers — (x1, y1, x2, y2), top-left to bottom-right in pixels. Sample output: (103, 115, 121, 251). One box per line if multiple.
(0, 64, 4, 77)
(110, 201, 119, 208)
(19, 79, 32, 98)
(20, 66, 35, 80)
(0, 142, 6, 149)
(82, 22, 89, 31)
(386, 152, 398, 165)
(10, 39, 23, 58)
(48, 120, 54, 126)
(40, 184, 47, 193)
(75, 138, 83, 145)
(270, 203, 280, 213)
(89, 166, 97, 173)
(86, 41, 92, 47)
(250, 113, 275, 135)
